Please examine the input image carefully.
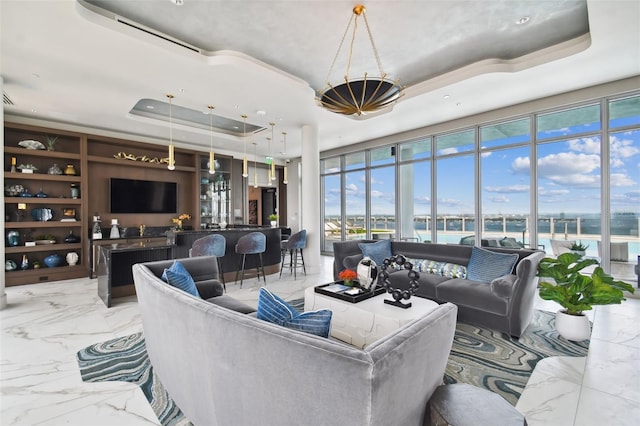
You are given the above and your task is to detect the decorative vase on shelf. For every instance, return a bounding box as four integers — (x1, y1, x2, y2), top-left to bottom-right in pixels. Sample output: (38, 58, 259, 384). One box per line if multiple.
(64, 230, 80, 243)
(44, 254, 65, 268)
(48, 164, 63, 175)
(21, 254, 29, 270)
(7, 230, 20, 247)
(64, 164, 76, 175)
(5, 260, 17, 271)
(66, 252, 79, 266)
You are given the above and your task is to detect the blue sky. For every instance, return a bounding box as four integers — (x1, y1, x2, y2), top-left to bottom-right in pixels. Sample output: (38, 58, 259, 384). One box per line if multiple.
(324, 111, 640, 218)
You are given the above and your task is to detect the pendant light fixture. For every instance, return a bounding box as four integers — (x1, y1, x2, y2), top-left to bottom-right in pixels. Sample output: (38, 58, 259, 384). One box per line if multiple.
(282, 131, 288, 185)
(316, 4, 403, 116)
(241, 114, 249, 178)
(269, 122, 276, 182)
(167, 93, 175, 170)
(252, 142, 258, 188)
(207, 105, 215, 175)
(283, 159, 289, 185)
(266, 137, 273, 185)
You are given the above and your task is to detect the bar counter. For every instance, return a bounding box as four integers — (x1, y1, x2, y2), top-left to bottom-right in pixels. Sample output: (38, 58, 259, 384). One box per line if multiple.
(167, 227, 282, 281)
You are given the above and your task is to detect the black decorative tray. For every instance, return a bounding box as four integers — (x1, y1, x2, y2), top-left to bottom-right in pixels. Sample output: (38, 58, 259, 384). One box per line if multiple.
(314, 281, 386, 303)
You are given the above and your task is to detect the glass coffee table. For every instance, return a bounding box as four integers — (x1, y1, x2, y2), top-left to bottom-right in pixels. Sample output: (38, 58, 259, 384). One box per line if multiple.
(304, 285, 439, 348)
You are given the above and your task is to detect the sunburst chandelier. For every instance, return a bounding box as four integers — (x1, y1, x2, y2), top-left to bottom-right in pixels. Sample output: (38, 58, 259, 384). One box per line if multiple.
(316, 4, 403, 116)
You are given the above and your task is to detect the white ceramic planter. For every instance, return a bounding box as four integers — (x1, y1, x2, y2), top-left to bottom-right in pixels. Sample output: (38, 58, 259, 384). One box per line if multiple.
(555, 310, 591, 341)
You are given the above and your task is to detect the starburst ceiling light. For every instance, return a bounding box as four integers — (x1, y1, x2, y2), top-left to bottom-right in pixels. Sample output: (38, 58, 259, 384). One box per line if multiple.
(207, 105, 215, 175)
(316, 4, 403, 116)
(167, 93, 175, 170)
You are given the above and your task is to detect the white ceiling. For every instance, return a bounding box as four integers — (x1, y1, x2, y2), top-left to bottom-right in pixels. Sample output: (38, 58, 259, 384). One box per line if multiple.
(2, 0, 639, 161)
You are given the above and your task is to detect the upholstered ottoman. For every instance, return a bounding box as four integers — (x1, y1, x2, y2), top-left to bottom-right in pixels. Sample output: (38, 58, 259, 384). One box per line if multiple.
(427, 384, 527, 425)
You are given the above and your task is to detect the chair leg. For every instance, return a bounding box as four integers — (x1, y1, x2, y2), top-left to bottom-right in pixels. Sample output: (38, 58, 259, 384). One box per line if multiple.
(217, 258, 226, 292)
(300, 249, 306, 275)
(238, 254, 247, 288)
(280, 248, 287, 278)
(258, 253, 266, 283)
(293, 250, 297, 280)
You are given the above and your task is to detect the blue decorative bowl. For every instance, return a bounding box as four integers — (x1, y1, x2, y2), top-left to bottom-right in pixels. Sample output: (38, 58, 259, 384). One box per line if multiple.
(44, 254, 65, 268)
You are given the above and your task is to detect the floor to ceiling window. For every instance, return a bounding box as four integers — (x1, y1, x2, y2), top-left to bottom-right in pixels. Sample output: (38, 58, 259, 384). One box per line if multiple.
(607, 95, 640, 279)
(398, 139, 431, 242)
(435, 129, 475, 244)
(480, 118, 532, 248)
(320, 90, 639, 284)
(369, 147, 396, 240)
(536, 103, 602, 258)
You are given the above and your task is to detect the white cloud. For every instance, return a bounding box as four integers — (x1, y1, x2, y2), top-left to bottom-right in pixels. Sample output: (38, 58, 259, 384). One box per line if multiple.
(538, 188, 570, 196)
(611, 173, 636, 186)
(438, 147, 459, 155)
(490, 195, 510, 203)
(610, 135, 640, 159)
(568, 137, 600, 154)
(484, 184, 529, 193)
(512, 156, 530, 173)
(345, 183, 358, 192)
(538, 152, 600, 176)
(370, 190, 384, 197)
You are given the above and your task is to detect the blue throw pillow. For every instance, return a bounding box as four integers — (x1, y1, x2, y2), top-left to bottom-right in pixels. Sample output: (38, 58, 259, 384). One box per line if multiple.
(358, 240, 392, 266)
(257, 288, 332, 338)
(467, 247, 518, 284)
(161, 261, 200, 298)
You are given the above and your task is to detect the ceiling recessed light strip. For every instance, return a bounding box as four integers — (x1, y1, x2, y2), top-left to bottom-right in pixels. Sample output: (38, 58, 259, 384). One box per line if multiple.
(208, 105, 215, 175)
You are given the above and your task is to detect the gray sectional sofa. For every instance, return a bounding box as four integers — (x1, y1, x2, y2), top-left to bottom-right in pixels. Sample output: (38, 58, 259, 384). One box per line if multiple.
(333, 240, 544, 337)
(132, 257, 458, 426)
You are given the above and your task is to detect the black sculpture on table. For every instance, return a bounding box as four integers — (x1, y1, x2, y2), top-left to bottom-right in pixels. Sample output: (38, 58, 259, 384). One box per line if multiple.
(379, 254, 420, 309)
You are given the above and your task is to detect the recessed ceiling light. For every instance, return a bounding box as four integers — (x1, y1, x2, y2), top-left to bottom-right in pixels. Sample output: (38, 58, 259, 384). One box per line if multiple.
(256, 110, 266, 116)
(516, 16, 530, 25)
(443, 95, 450, 99)
(169, 0, 184, 6)
(146, 105, 155, 109)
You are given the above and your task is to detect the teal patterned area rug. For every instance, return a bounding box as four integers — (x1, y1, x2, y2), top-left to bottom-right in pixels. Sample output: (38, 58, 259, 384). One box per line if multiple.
(76, 309, 588, 425)
(444, 309, 589, 406)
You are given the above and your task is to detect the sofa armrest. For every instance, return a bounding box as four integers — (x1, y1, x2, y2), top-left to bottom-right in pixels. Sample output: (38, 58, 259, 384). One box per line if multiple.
(490, 274, 517, 299)
(196, 279, 225, 299)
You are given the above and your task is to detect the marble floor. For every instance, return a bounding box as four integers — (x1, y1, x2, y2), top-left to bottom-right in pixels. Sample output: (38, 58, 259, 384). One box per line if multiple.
(1, 256, 639, 425)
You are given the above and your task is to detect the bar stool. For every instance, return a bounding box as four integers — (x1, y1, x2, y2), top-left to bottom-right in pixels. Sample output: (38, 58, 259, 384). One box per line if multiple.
(280, 229, 307, 279)
(190, 234, 227, 292)
(235, 232, 266, 288)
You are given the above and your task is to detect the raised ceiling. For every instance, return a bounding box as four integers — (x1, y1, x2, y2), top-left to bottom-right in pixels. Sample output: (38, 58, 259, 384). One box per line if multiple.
(1, 0, 639, 160)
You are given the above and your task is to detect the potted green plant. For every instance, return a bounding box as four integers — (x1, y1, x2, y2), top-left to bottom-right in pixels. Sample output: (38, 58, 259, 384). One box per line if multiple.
(569, 240, 589, 256)
(268, 213, 278, 228)
(537, 252, 634, 341)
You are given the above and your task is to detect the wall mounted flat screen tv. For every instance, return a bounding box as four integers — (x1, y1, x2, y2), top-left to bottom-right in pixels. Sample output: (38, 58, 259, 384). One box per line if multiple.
(110, 178, 177, 214)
